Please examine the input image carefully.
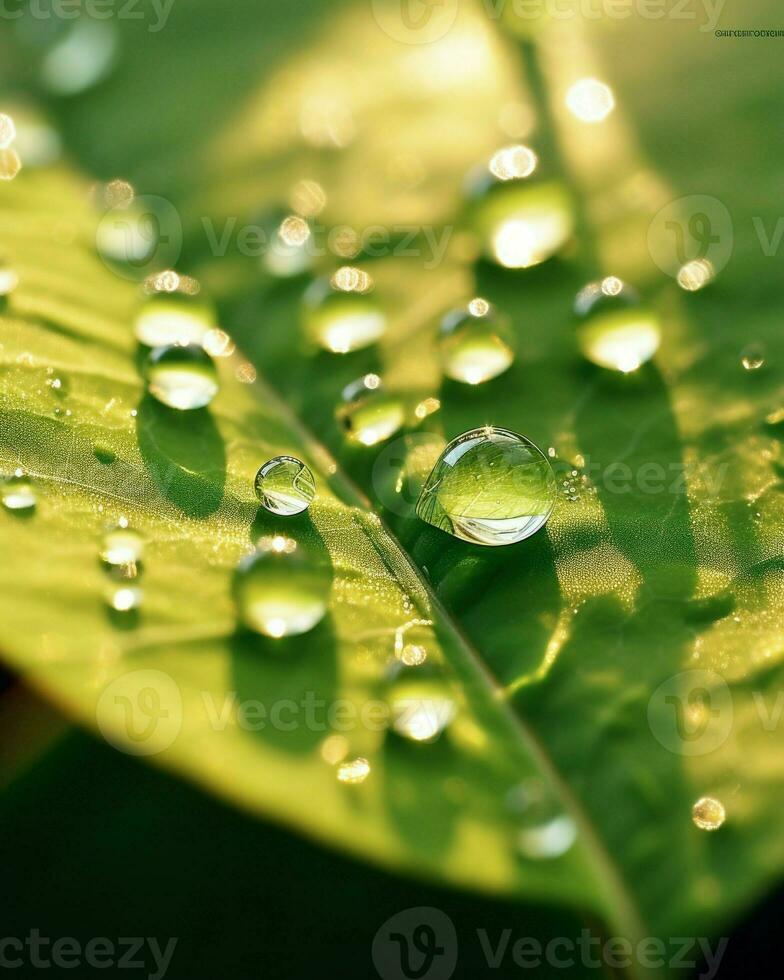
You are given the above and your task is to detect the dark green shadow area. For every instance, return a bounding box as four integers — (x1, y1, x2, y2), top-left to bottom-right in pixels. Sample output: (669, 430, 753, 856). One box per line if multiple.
(136, 394, 226, 519)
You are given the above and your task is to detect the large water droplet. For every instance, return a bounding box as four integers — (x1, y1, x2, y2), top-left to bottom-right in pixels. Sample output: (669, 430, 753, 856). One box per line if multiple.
(303, 268, 386, 353)
(337, 374, 404, 447)
(574, 276, 660, 373)
(135, 291, 215, 348)
(1, 470, 37, 513)
(466, 154, 574, 269)
(508, 780, 577, 859)
(438, 299, 515, 384)
(416, 427, 556, 546)
(387, 665, 456, 743)
(100, 525, 144, 580)
(146, 344, 219, 410)
(691, 795, 726, 831)
(234, 535, 332, 638)
(255, 456, 315, 516)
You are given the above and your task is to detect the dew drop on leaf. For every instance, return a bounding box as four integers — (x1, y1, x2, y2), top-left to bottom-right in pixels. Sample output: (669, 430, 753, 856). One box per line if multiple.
(106, 584, 143, 613)
(303, 268, 386, 353)
(465, 150, 574, 269)
(145, 343, 219, 411)
(1, 470, 37, 513)
(740, 344, 765, 372)
(692, 796, 726, 831)
(100, 526, 144, 580)
(254, 456, 316, 516)
(438, 299, 515, 385)
(134, 291, 215, 348)
(574, 276, 660, 373)
(416, 427, 556, 546)
(234, 535, 332, 638)
(508, 780, 577, 860)
(0, 261, 19, 299)
(336, 757, 371, 785)
(387, 664, 456, 743)
(337, 374, 404, 447)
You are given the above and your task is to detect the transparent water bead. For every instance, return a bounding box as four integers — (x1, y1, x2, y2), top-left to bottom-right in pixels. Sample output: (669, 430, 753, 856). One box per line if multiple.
(260, 209, 314, 278)
(438, 298, 515, 385)
(416, 427, 556, 546)
(106, 584, 143, 613)
(387, 664, 456, 743)
(100, 525, 144, 580)
(692, 796, 726, 831)
(740, 344, 765, 371)
(574, 276, 661, 373)
(234, 535, 332, 638)
(508, 780, 577, 860)
(0, 261, 19, 299)
(337, 374, 404, 447)
(336, 757, 371, 785)
(1, 470, 37, 513)
(146, 344, 219, 411)
(466, 152, 574, 269)
(135, 292, 215, 348)
(303, 268, 386, 353)
(254, 456, 316, 516)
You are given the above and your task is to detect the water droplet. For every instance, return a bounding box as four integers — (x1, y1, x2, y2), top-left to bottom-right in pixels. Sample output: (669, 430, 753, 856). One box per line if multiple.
(416, 427, 556, 546)
(740, 344, 765, 371)
(574, 277, 660, 373)
(337, 374, 404, 447)
(0, 148, 22, 181)
(677, 258, 715, 292)
(103, 178, 134, 209)
(41, 20, 118, 96)
(0, 261, 19, 299)
(692, 796, 726, 831)
(336, 757, 371, 785)
(466, 156, 574, 269)
(254, 456, 316, 516)
(508, 780, 577, 859)
(134, 291, 215, 347)
(565, 78, 615, 123)
(303, 269, 386, 353)
(400, 643, 428, 666)
(1, 470, 36, 513)
(234, 535, 332, 638)
(145, 344, 219, 410)
(438, 300, 515, 385)
(258, 208, 315, 278)
(0, 103, 60, 167)
(0, 113, 16, 149)
(107, 584, 143, 613)
(387, 665, 456, 743)
(100, 525, 144, 580)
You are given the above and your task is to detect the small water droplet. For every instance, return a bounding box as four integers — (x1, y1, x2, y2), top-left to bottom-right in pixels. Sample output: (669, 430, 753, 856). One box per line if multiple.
(466, 156, 574, 269)
(1, 470, 36, 513)
(107, 584, 143, 613)
(303, 269, 386, 353)
(740, 344, 765, 371)
(100, 525, 144, 580)
(134, 291, 215, 348)
(508, 780, 577, 859)
(254, 456, 316, 516)
(677, 258, 715, 292)
(574, 277, 660, 373)
(692, 795, 726, 831)
(234, 535, 332, 638)
(387, 666, 456, 743)
(0, 113, 16, 150)
(565, 78, 615, 123)
(145, 344, 219, 410)
(438, 300, 515, 385)
(416, 427, 556, 546)
(337, 374, 404, 447)
(336, 757, 371, 785)
(0, 261, 19, 299)
(400, 643, 428, 666)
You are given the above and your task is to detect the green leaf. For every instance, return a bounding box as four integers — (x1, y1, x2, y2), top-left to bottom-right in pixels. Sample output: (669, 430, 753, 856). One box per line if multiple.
(2, 0, 784, 962)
